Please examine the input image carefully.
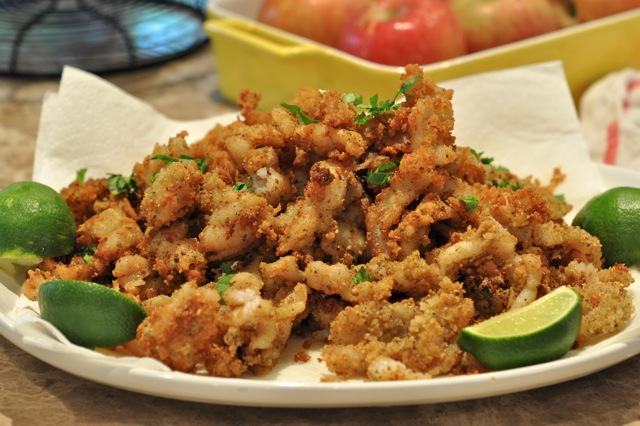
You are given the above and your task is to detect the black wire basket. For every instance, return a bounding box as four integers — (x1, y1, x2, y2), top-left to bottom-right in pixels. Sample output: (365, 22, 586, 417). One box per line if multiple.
(0, 0, 208, 76)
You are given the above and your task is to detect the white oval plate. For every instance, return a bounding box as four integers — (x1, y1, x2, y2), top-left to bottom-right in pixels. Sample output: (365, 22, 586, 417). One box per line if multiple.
(1, 163, 640, 408)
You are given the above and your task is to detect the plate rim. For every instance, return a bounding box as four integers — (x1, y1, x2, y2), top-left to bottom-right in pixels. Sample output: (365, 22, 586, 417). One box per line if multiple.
(1, 163, 640, 408)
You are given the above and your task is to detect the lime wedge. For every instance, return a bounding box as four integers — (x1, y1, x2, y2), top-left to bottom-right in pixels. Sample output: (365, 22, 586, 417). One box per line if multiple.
(458, 286, 582, 370)
(38, 280, 147, 349)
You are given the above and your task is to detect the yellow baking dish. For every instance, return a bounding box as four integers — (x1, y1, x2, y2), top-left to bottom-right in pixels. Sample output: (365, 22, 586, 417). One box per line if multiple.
(205, 0, 640, 109)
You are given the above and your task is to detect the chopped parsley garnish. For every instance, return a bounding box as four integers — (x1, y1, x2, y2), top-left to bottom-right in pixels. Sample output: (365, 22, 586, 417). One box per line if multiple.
(470, 149, 494, 165)
(367, 161, 398, 186)
(149, 154, 209, 183)
(77, 245, 97, 264)
(232, 181, 255, 192)
(216, 262, 235, 303)
(107, 173, 138, 195)
(343, 75, 421, 125)
(492, 179, 521, 191)
(352, 266, 375, 285)
(459, 195, 479, 212)
(555, 194, 566, 202)
(75, 168, 87, 185)
(151, 154, 209, 174)
(479, 286, 493, 298)
(280, 103, 319, 125)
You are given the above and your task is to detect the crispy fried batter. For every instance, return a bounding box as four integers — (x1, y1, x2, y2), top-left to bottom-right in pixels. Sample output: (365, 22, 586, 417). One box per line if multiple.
(23, 65, 635, 380)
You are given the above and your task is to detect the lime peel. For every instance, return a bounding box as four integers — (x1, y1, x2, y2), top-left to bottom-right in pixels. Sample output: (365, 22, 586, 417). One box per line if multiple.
(572, 186, 640, 267)
(458, 286, 582, 371)
(0, 181, 77, 261)
(38, 279, 147, 349)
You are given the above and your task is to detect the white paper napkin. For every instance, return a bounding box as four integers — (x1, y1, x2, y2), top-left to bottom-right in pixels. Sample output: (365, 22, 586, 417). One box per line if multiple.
(33, 66, 237, 191)
(32, 61, 601, 215)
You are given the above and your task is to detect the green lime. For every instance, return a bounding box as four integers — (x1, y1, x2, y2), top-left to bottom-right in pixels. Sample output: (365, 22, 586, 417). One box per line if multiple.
(572, 186, 640, 267)
(38, 280, 147, 349)
(458, 286, 582, 371)
(0, 181, 76, 263)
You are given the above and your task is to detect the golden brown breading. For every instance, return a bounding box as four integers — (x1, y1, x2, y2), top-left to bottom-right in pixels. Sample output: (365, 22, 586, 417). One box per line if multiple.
(140, 160, 203, 228)
(322, 278, 473, 380)
(60, 177, 110, 224)
(23, 64, 635, 381)
(135, 276, 307, 376)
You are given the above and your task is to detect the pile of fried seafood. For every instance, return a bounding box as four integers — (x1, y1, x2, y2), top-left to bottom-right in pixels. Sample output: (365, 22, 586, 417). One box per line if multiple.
(22, 65, 634, 381)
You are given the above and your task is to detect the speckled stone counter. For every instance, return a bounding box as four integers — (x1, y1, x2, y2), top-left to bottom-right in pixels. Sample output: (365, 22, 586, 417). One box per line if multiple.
(2, 47, 640, 425)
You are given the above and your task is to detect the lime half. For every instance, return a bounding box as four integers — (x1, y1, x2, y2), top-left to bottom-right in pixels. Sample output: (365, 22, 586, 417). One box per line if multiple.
(39, 280, 147, 349)
(572, 186, 640, 267)
(0, 181, 76, 262)
(458, 286, 582, 370)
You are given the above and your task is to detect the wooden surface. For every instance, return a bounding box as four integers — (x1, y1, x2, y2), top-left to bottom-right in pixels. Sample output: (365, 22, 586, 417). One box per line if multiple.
(1, 47, 640, 425)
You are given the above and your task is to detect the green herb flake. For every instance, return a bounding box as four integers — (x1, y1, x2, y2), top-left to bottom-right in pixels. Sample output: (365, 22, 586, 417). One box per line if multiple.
(77, 245, 97, 264)
(343, 75, 421, 125)
(216, 262, 236, 303)
(492, 179, 520, 191)
(555, 194, 566, 202)
(151, 154, 178, 164)
(459, 195, 479, 212)
(470, 149, 494, 165)
(233, 182, 256, 192)
(367, 161, 398, 186)
(107, 173, 138, 195)
(149, 154, 209, 183)
(280, 103, 319, 125)
(151, 154, 209, 174)
(479, 286, 493, 298)
(352, 266, 375, 285)
(76, 168, 87, 185)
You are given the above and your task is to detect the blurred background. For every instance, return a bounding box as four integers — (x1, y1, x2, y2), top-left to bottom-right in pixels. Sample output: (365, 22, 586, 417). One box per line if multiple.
(0, 0, 208, 75)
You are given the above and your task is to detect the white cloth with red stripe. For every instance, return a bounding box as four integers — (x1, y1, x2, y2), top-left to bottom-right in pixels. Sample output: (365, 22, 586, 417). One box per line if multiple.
(580, 68, 640, 169)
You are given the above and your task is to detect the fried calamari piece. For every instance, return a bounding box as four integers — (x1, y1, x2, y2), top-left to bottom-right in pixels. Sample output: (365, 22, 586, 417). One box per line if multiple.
(264, 161, 359, 256)
(132, 131, 193, 192)
(223, 273, 307, 374)
(557, 261, 634, 345)
(361, 64, 456, 156)
(366, 144, 456, 258)
(139, 221, 207, 288)
(140, 160, 204, 229)
(112, 254, 153, 298)
(271, 101, 367, 158)
(190, 125, 242, 185)
(322, 279, 473, 380)
(198, 174, 274, 261)
(135, 276, 307, 377)
(288, 86, 357, 128)
(77, 207, 143, 267)
(21, 257, 95, 301)
(135, 282, 241, 375)
(532, 222, 603, 267)
(60, 177, 110, 224)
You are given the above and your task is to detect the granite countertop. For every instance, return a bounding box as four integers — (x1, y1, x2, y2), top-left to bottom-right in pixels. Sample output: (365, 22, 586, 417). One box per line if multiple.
(2, 47, 640, 425)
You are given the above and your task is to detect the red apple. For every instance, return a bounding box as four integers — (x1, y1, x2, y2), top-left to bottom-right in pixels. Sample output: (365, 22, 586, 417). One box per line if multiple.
(448, 0, 571, 53)
(257, 0, 374, 48)
(573, 0, 640, 22)
(337, 0, 468, 66)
